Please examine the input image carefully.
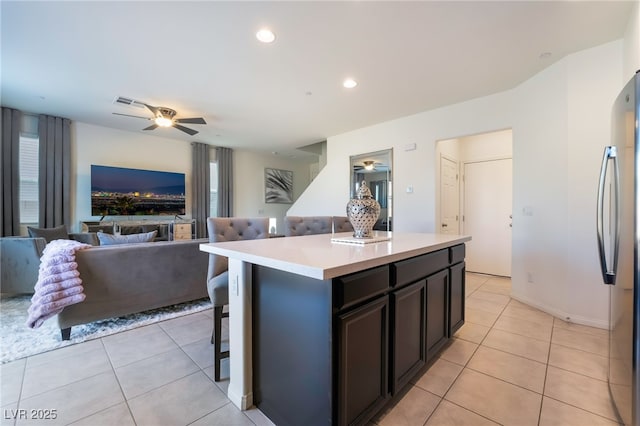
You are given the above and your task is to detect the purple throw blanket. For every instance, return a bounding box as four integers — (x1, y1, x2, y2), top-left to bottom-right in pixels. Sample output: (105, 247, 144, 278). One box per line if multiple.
(26, 239, 91, 329)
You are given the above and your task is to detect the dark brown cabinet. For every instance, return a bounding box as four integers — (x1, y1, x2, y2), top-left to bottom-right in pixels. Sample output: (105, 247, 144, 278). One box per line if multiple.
(426, 269, 450, 361)
(253, 244, 466, 426)
(336, 296, 389, 426)
(449, 261, 465, 336)
(390, 279, 426, 395)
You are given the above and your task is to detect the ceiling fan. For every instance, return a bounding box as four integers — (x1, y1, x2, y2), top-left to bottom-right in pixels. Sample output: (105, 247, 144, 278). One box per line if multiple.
(354, 160, 380, 171)
(113, 103, 206, 136)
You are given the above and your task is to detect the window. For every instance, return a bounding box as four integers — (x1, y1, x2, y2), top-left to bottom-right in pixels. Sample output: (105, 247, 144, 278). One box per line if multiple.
(210, 161, 218, 217)
(19, 134, 39, 224)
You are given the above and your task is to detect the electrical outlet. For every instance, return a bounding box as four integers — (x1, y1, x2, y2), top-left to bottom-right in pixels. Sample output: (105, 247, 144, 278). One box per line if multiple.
(527, 272, 534, 283)
(230, 276, 239, 296)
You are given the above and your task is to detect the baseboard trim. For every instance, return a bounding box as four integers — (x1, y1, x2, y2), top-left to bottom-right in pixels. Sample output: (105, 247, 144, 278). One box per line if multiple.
(228, 388, 253, 411)
(510, 294, 609, 330)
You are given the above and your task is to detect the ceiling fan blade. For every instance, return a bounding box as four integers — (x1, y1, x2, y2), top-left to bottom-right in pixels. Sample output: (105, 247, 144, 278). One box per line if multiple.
(175, 117, 206, 125)
(172, 123, 198, 136)
(143, 124, 158, 131)
(113, 112, 151, 120)
(144, 104, 159, 116)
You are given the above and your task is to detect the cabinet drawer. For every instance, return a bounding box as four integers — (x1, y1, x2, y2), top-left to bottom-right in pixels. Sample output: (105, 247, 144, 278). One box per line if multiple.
(392, 249, 449, 288)
(334, 265, 389, 311)
(450, 244, 465, 264)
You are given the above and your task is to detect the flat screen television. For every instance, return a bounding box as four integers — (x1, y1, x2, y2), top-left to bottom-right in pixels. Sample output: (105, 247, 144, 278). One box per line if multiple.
(91, 165, 186, 216)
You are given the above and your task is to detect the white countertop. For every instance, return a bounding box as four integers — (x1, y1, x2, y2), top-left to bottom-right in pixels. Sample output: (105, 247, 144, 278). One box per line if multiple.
(200, 231, 471, 280)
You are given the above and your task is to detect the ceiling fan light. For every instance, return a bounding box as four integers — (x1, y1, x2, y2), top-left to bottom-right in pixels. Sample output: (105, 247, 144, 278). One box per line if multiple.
(155, 116, 173, 127)
(363, 160, 375, 171)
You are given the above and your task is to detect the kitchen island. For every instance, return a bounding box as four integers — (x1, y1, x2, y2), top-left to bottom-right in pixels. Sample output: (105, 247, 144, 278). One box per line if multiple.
(200, 231, 470, 426)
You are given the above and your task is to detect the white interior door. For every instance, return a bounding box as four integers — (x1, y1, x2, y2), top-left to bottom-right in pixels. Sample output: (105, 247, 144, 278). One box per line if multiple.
(440, 156, 459, 234)
(463, 158, 512, 276)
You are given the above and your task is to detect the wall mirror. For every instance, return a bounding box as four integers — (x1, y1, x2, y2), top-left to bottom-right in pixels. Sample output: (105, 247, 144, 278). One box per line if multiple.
(350, 149, 393, 231)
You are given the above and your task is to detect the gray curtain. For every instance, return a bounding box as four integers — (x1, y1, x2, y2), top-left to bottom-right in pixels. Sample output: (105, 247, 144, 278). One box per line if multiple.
(38, 115, 71, 229)
(191, 142, 210, 238)
(1, 108, 22, 236)
(217, 146, 233, 217)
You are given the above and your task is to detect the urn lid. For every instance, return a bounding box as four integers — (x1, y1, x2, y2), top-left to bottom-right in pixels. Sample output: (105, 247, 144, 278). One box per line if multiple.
(356, 181, 373, 199)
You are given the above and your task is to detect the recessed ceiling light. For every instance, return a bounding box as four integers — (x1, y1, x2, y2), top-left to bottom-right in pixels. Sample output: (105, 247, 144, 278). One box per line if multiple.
(256, 28, 276, 43)
(343, 78, 358, 89)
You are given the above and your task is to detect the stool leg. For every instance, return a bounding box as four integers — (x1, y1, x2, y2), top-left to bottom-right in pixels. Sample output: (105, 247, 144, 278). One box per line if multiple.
(213, 305, 223, 381)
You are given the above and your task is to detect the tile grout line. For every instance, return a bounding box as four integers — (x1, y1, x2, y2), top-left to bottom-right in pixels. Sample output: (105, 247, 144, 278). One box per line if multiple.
(100, 337, 139, 426)
(428, 288, 511, 425)
(540, 394, 623, 424)
(392, 275, 482, 426)
(17, 347, 112, 401)
(10, 359, 26, 426)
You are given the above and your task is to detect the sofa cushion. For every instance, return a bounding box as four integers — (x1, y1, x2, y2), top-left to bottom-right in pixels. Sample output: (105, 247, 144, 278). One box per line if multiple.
(97, 230, 157, 245)
(27, 225, 69, 243)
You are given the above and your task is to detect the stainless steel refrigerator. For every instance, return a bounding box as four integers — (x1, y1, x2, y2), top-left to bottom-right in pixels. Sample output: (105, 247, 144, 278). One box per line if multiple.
(598, 70, 639, 426)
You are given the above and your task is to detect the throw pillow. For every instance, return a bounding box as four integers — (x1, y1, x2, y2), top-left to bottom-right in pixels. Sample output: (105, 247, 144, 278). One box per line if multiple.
(27, 225, 69, 243)
(97, 230, 158, 246)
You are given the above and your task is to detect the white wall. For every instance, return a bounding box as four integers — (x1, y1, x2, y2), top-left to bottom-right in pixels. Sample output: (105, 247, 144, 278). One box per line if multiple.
(287, 90, 514, 233)
(511, 57, 571, 323)
(72, 122, 312, 235)
(623, 1, 640, 79)
(73, 123, 193, 231)
(233, 150, 311, 233)
(459, 129, 512, 162)
(289, 40, 624, 327)
(510, 41, 622, 327)
(565, 41, 624, 324)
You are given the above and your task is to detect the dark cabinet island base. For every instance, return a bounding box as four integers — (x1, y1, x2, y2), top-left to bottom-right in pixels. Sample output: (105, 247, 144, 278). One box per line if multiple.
(252, 244, 466, 426)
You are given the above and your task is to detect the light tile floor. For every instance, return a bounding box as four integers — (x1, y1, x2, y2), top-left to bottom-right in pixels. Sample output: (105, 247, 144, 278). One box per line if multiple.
(0, 273, 621, 425)
(0, 310, 271, 426)
(373, 273, 621, 426)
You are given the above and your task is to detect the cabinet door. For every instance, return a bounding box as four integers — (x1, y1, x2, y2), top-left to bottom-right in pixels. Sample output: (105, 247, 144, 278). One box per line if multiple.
(391, 280, 426, 395)
(426, 269, 449, 361)
(337, 296, 389, 426)
(449, 262, 465, 336)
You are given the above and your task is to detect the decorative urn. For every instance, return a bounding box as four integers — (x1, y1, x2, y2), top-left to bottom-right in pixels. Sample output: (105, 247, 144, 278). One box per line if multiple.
(347, 181, 381, 238)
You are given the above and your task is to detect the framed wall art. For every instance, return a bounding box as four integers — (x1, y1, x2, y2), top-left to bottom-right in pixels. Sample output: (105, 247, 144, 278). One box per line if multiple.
(265, 168, 293, 203)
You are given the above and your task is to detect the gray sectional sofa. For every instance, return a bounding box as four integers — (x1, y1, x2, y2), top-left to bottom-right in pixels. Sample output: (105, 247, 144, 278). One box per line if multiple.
(1, 235, 209, 339)
(1, 233, 98, 294)
(57, 238, 209, 339)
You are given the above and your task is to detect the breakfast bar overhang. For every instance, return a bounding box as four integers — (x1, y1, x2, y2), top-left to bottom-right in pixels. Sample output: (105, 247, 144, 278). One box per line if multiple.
(200, 231, 471, 426)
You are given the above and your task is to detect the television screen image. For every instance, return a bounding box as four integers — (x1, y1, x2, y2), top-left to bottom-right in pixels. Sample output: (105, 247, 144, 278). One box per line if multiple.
(91, 165, 186, 216)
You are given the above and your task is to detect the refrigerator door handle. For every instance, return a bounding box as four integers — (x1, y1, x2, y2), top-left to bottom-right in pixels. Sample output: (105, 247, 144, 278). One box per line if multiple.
(596, 146, 620, 285)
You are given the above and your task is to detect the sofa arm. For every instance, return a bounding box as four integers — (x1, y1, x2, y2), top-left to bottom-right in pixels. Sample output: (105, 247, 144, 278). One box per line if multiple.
(70, 232, 99, 246)
(0, 237, 47, 294)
